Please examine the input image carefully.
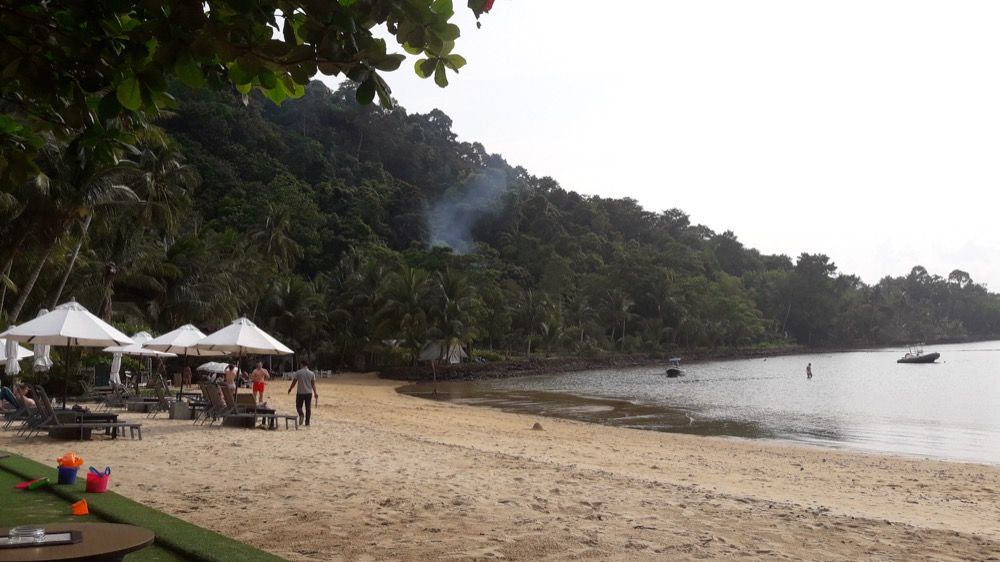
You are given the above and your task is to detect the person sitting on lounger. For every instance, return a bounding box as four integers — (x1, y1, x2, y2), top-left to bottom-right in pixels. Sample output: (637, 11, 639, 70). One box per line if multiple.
(0, 386, 18, 410)
(2, 383, 34, 410)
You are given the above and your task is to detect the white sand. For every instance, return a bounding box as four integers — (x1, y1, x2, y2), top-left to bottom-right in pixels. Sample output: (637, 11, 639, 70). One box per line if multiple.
(4, 374, 999, 561)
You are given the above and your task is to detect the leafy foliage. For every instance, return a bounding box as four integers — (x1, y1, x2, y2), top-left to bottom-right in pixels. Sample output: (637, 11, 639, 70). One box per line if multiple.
(5, 79, 1000, 368)
(0, 0, 493, 186)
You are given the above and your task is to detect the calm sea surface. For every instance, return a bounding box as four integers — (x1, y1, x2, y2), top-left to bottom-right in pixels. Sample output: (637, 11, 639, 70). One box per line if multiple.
(401, 341, 1000, 464)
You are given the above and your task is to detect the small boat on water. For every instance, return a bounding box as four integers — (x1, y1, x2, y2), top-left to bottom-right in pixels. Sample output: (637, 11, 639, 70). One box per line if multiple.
(897, 346, 940, 364)
(666, 357, 684, 377)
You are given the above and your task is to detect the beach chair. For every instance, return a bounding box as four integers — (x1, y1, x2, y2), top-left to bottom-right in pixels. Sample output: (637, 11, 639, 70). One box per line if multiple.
(146, 384, 176, 418)
(96, 384, 126, 411)
(192, 382, 220, 425)
(24, 387, 142, 440)
(75, 379, 115, 402)
(2, 391, 31, 430)
(200, 383, 256, 427)
(3, 393, 42, 433)
(219, 384, 297, 430)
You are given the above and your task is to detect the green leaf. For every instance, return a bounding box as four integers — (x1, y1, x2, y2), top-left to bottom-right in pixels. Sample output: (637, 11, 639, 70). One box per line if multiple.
(258, 69, 278, 89)
(116, 77, 142, 111)
(228, 64, 254, 85)
(414, 58, 433, 78)
(434, 61, 448, 87)
(402, 42, 423, 55)
(260, 39, 292, 58)
(338, 0, 357, 5)
(434, 23, 461, 42)
(236, 54, 263, 76)
(263, 84, 288, 104)
(443, 54, 467, 71)
(356, 78, 376, 105)
(372, 54, 405, 72)
(97, 92, 121, 121)
(175, 60, 205, 88)
(318, 62, 342, 76)
(373, 74, 393, 108)
(431, 0, 454, 15)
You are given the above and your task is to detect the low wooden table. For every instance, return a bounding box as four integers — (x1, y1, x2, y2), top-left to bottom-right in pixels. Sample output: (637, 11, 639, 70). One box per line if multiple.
(221, 406, 277, 429)
(48, 412, 120, 441)
(0, 523, 154, 562)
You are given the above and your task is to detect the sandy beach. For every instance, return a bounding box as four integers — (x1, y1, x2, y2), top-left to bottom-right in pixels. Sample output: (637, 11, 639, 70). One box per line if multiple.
(4, 374, 999, 561)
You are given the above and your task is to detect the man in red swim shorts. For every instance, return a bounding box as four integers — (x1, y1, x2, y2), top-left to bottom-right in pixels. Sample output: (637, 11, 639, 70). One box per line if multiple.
(251, 361, 270, 404)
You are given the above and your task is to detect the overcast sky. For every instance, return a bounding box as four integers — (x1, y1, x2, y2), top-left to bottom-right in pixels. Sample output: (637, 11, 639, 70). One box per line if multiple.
(319, 1, 1000, 288)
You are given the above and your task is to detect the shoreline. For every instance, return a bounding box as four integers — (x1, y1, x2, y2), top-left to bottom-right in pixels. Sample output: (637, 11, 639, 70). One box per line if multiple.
(377, 345, 809, 382)
(378, 337, 993, 382)
(4, 374, 998, 560)
(397, 382, 1000, 467)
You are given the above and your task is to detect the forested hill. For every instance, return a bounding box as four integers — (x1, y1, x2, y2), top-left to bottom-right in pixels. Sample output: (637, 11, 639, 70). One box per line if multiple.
(5, 79, 997, 368)
(155, 80, 1000, 363)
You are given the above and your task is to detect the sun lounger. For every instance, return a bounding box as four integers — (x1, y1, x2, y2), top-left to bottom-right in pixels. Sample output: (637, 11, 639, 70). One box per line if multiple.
(215, 384, 297, 430)
(192, 382, 222, 425)
(24, 387, 142, 440)
(144, 384, 176, 419)
(199, 383, 256, 427)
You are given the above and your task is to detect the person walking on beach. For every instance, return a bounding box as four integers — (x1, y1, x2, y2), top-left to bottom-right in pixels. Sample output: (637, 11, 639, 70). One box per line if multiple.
(288, 360, 318, 426)
(251, 361, 270, 404)
(806, 363, 813, 379)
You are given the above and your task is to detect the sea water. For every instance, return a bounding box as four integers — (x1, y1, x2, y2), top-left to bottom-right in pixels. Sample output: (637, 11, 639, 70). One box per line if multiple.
(401, 340, 1000, 464)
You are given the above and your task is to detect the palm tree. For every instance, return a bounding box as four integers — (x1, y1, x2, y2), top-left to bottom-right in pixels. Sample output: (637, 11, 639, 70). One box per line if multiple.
(7, 141, 137, 322)
(375, 265, 433, 363)
(252, 203, 303, 270)
(604, 288, 635, 352)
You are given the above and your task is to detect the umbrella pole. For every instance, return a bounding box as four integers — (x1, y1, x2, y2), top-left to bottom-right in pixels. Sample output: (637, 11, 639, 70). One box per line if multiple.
(62, 345, 70, 409)
(180, 352, 187, 398)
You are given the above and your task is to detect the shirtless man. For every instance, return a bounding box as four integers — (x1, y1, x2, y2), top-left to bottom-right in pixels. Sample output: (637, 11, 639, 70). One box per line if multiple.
(223, 363, 238, 394)
(251, 361, 270, 404)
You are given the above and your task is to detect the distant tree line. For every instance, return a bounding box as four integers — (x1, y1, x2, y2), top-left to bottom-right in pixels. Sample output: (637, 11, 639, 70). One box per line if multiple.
(4, 81, 999, 369)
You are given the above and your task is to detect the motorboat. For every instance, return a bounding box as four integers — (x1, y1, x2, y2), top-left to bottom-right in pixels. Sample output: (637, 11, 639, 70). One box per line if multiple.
(897, 346, 940, 364)
(666, 357, 684, 377)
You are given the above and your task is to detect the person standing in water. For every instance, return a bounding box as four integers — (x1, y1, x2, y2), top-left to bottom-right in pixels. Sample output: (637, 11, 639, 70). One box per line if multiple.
(806, 363, 813, 379)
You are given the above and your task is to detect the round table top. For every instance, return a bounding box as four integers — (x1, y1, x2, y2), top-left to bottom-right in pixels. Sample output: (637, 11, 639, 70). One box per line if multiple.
(0, 523, 154, 562)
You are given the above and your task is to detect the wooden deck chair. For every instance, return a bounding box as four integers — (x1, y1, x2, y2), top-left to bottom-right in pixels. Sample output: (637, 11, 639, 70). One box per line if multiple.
(25, 387, 142, 440)
(147, 384, 175, 418)
(219, 384, 297, 430)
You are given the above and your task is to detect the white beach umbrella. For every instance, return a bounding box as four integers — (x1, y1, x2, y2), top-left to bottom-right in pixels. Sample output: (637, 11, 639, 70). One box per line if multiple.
(2, 336, 27, 377)
(194, 317, 293, 356)
(32, 308, 54, 372)
(1, 300, 134, 407)
(2, 301, 133, 347)
(0, 338, 32, 362)
(145, 324, 227, 356)
(103, 331, 177, 358)
(145, 324, 227, 394)
(104, 331, 175, 389)
(196, 361, 229, 374)
(195, 318, 293, 384)
(109, 352, 123, 385)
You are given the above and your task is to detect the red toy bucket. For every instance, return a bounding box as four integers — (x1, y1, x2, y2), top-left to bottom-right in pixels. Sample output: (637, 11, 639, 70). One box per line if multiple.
(85, 467, 110, 493)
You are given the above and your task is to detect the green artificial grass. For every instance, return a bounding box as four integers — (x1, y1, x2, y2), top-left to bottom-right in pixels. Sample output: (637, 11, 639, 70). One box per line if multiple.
(0, 453, 285, 562)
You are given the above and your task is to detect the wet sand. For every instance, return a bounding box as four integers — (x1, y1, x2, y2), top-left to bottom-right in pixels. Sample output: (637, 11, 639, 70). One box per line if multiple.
(3, 374, 999, 561)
